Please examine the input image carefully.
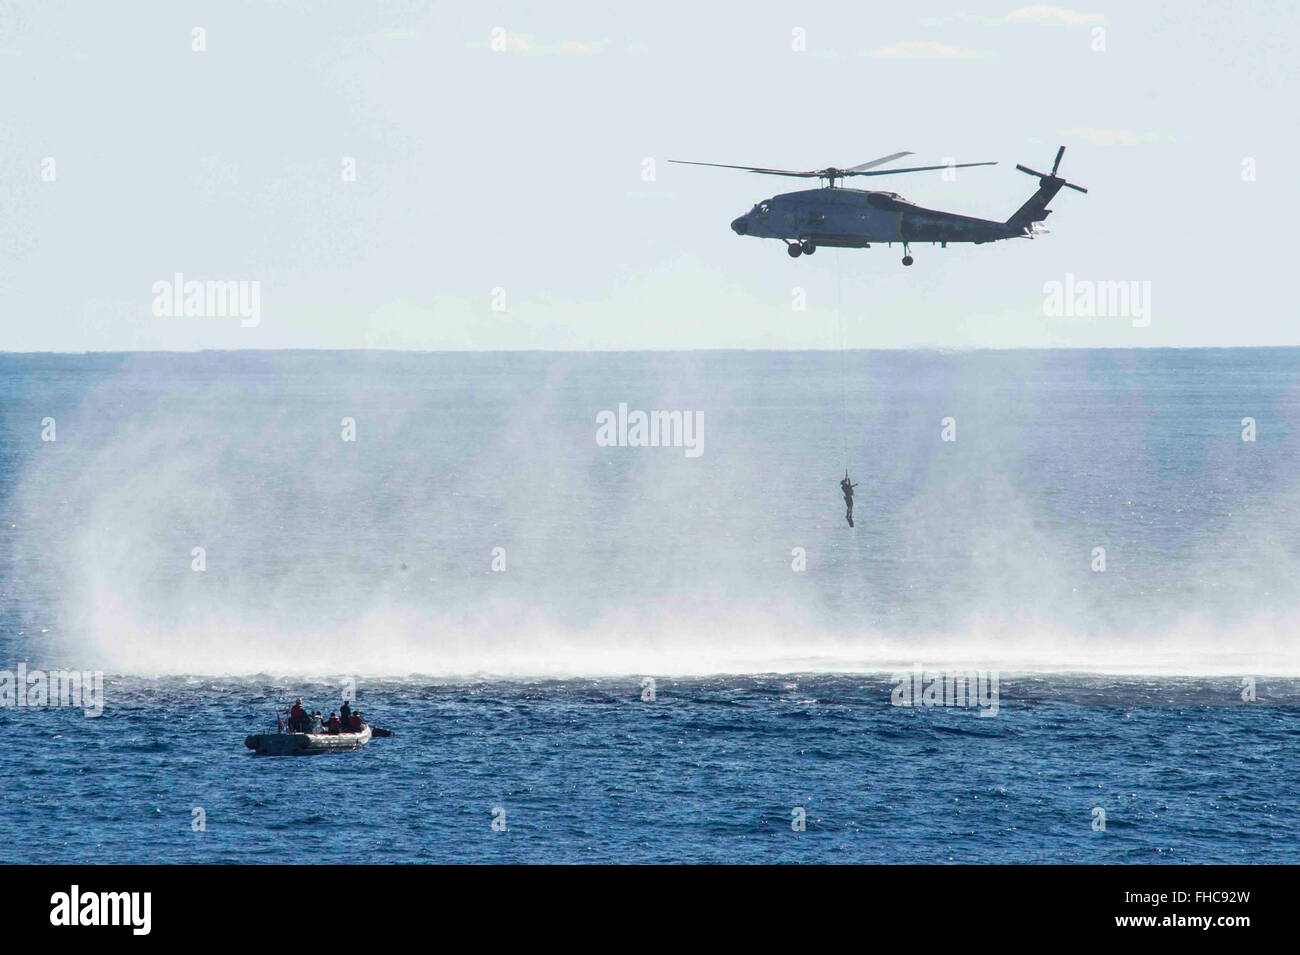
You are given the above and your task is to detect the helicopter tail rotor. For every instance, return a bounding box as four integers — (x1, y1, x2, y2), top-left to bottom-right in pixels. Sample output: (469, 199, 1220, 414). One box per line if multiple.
(1015, 145, 1088, 194)
(1005, 145, 1087, 233)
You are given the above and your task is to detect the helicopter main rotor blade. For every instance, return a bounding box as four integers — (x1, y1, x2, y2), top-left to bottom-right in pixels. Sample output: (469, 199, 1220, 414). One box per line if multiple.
(846, 152, 914, 172)
(1063, 182, 1088, 193)
(846, 161, 997, 177)
(667, 160, 822, 177)
(670, 157, 997, 181)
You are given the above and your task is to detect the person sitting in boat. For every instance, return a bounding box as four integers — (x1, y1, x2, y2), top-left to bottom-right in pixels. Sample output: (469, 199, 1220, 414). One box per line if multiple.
(326, 712, 342, 734)
(347, 711, 364, 733)
(289, 699, 307, 732)
(310, 711, 324, 733)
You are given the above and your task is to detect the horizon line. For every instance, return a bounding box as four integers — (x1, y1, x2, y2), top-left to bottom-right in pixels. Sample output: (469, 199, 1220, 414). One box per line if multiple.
(4, 344, 1300, 357)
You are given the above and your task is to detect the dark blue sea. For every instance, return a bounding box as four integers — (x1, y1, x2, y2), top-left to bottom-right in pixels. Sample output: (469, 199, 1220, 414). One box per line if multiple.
(1, 350, 1297, 863)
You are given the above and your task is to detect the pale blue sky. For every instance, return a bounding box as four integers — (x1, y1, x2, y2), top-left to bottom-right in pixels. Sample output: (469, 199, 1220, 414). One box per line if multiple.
(1, 1, 1295, 350)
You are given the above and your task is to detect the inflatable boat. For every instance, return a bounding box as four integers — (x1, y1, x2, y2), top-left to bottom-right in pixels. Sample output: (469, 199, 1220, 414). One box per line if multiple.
(245, 724, 372, 756)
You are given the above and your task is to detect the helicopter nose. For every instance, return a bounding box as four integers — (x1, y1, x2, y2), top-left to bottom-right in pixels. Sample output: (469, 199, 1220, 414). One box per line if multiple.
(731, 216, 748, 235)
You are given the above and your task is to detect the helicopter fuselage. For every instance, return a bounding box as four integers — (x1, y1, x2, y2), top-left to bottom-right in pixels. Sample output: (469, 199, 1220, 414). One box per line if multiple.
(730, 187, 1020, 248)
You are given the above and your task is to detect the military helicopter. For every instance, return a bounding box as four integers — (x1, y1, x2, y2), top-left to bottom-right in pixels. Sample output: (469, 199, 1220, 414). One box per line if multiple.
(670, 146, 1086, 265)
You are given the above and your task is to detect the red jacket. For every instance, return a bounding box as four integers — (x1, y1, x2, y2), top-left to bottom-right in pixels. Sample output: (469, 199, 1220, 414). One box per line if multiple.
(347, 714, 363, 732)
(327, 715, 341, 734)
(290, 703, 304, 720)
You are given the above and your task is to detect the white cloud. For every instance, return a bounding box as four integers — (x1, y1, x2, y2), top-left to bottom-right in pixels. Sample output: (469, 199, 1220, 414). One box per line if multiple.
(466, 33, 606, 56)
(1003, 5, 1107, 27)
(926, 7, 1108, 27)
(866, 40, 992, 60)
(1063, 127, 1167, 146)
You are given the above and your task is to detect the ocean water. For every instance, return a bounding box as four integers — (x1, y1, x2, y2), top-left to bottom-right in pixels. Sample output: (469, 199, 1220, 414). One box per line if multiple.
(1, 349, 1298, 863)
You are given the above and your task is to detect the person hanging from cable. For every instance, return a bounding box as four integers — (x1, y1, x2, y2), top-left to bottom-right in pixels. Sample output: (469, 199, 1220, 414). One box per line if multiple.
(840, 471, 858, 527)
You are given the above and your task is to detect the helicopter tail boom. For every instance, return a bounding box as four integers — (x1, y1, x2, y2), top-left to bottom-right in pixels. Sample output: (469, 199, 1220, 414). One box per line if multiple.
(1005, 179, 1066, 232)
(1005, 145, 1087, 233)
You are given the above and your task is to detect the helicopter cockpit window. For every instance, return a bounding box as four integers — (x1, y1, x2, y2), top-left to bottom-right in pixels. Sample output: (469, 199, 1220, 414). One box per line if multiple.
(755, 201, 771, 216)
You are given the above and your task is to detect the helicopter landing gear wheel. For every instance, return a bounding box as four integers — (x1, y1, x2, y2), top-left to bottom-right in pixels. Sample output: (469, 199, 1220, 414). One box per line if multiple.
(902, 255, 914, 266)
(801, 241, 816, 255)
(901, 242, 913, 267)
(787, 243, 803, 258)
